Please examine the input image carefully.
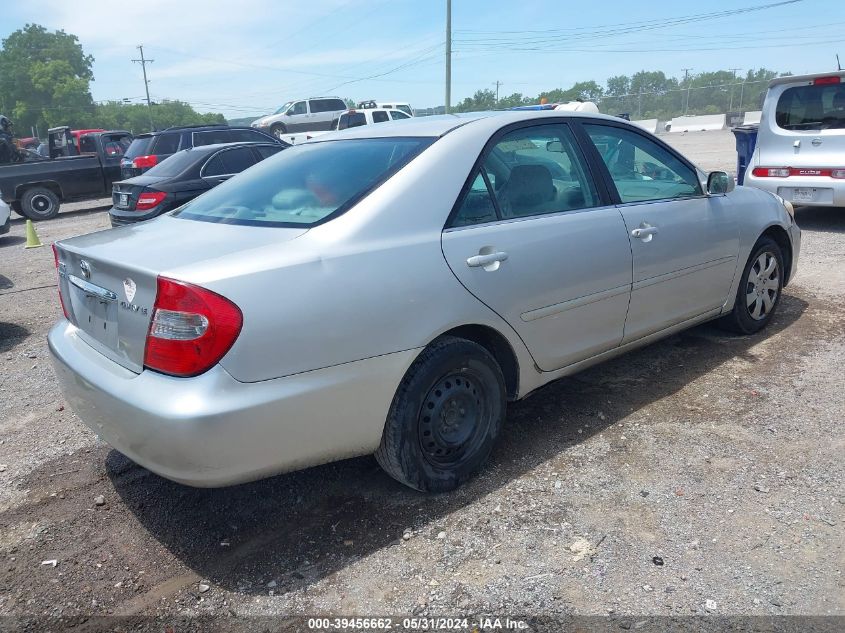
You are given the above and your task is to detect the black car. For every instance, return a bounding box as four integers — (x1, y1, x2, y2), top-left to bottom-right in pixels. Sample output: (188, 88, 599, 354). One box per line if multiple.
(110, 141, 286, 226)
(120, 124, 281, 179)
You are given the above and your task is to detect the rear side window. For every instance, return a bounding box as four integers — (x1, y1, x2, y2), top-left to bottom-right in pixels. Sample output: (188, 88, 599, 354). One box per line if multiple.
(450, 123, 598, 226)
(254, 145, 284, 159)
(194, 130, 231, 146)
(175, 137, 433, 227)
(124, 136, 154, 159)
(218, 147, 257, 174)
(776, 83, 845, 130)
(229, 129, 271, 143)
(372, 111, 389, 123)
(326, 99, 346, 112)
(153, 133, 181, 154)
(337, 112, 366, 130)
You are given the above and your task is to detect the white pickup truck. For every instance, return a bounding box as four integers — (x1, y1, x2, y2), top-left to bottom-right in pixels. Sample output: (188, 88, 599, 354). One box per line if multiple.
(277, 108, 412, 145)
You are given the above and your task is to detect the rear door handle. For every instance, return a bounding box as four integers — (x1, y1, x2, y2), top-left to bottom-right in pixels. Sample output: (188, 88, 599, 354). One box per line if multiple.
(466, 251, 508, 269)
(631, 226, 659, 239)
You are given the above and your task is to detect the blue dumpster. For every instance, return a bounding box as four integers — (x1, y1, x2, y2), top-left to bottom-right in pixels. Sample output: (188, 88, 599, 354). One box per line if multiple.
(732, 124, 759, 186)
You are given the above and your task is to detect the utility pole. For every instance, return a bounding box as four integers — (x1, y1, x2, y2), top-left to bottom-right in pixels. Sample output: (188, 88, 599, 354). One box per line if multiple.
(444, 0, 451, 114)
(637, 88, 642, 119)
(682, 68, 693, 116)
(728, 68, 742, 111)
(132, 45, 155, 131)
(493, 81, 502, 106)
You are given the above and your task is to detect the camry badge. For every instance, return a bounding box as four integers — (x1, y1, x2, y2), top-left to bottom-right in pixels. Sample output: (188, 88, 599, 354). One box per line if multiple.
(123, 278, 137, 303)
(79, 260, 91, 279)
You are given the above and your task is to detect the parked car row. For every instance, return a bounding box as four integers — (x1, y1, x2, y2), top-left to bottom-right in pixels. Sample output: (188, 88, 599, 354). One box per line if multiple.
(50, 109, 799, 493)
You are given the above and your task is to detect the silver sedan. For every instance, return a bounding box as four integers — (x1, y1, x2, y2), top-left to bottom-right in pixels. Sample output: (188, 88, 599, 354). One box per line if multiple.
(49, 111, 801, 492)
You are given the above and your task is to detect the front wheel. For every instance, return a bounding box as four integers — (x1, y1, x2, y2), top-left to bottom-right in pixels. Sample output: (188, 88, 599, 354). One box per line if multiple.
(719, 236, 784, 334)
(375, 336, 506, 492)
(270, 123, 286, 139)
(20, 186, 60, 220)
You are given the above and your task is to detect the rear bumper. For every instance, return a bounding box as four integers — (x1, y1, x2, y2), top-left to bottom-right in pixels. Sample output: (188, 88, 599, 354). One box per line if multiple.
(109, 206, 163, 226)
(48, 319, 418, 487)
(744, 173, 845, 207)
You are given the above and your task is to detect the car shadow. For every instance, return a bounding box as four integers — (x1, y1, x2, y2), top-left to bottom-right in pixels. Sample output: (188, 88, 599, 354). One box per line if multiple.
(0, 235, 26, 247)
(108, 294, 808, 596)
(0, 274, 13, 290)
(0, 322, 31, 353)
(795, 206, 845, 233)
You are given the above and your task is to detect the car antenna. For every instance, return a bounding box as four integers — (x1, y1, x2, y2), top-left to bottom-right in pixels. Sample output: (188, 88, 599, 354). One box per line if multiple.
(837, 53, 842, 71)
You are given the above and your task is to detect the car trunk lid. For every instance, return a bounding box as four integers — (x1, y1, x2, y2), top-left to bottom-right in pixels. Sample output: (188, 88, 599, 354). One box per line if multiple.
(112, 177, 168, 211)
(55, 216, 308, 373)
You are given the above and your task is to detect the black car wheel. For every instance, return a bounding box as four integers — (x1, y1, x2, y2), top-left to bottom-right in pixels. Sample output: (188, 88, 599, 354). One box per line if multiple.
(376, 336, 506, 492)
(270, 123, 286, 139)
(20, 187, 60, 220)
(719, 236, 784, 334)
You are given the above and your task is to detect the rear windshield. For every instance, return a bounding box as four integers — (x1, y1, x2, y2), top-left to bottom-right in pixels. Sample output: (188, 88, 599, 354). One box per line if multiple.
(124, 136, 154, 160)
(144, 148, 200, 177)
(173, 137, 433, 227)
(776, 83, 845, 130)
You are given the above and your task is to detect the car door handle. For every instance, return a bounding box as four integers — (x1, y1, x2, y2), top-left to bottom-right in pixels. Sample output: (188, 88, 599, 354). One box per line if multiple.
(466, 251, 508, 268)
(631, 226, 659, 239)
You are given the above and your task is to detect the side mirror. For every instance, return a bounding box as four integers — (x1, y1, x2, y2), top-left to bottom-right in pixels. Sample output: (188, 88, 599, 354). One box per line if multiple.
(707, 171, 734, 195)
(546, 140, 564, 153)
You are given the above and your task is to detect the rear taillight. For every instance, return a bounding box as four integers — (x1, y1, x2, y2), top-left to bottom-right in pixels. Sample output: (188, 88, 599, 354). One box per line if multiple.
(135, 191, 167, 211)
(132, 155, 158, 169)
(832, 169, 845, 179)
(51, 244, 69, 319)
(143, 277, 242, 377)
(752, 167, 791, 178)
(813, 76, 841, 85)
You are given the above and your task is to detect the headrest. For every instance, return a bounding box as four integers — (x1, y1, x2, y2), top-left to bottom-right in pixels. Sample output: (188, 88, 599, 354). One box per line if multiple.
(506, 164, 555, 206)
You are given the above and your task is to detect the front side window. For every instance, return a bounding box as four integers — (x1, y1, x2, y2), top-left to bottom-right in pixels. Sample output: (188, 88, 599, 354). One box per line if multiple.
(175, 137, 433, 227)
(372, 111, 389, 123)
(584, 124, 702, 203)
(776, 83, 845, 130)
(396, 105, 413, 116)
(390, 110, 410, 120)
(290, 101, 307, 115)
(451, 123, 598, 227)
(229, 129, 271, 143)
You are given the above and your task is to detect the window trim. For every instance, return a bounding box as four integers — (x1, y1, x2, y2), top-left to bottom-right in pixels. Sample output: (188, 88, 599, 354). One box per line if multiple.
(571, 119, 707, 206)
(444, 118, 612, 230)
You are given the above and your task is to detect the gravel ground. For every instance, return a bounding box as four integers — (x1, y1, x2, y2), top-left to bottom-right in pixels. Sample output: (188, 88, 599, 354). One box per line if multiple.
(0, 134, 842, 626)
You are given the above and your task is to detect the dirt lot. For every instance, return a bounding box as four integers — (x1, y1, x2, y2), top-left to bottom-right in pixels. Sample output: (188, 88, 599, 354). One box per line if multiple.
(0, 133, 843, 627)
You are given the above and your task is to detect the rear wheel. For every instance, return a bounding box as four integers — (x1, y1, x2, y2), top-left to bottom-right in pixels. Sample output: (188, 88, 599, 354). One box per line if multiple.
(375, 336, 506, 492)
(719, 236, 784, 334)
(20, 187, 60, 220)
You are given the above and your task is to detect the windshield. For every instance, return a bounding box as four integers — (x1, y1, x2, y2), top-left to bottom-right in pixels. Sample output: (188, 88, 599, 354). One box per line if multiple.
(273, 101, 293, 115)
(776, 83, 845, 130)
(173, 137, 434, 227)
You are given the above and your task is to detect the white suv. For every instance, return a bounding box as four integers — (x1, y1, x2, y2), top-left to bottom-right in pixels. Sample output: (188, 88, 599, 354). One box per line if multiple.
(251, 97, 348, 138)
(744, 71, 845, 207)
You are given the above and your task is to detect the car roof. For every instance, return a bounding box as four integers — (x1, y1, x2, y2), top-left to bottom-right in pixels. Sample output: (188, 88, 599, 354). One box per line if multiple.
(315, 110, 625, 140)
(176, 141, 278, 154)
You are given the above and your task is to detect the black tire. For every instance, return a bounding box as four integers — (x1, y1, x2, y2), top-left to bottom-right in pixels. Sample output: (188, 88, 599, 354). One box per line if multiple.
(719, 236, 784, 334)
(20, 186, 60, 220)
(375, 336, 506, 493)
(270, 123, 286, 139)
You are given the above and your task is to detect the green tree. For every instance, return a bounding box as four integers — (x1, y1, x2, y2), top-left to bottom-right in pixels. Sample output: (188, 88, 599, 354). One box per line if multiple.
(455, 89, 497, 112)
(0, 24, 95, 135)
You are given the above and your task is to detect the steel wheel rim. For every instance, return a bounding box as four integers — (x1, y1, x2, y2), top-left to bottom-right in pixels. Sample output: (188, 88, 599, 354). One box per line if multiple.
(31, 194, 52, 213)
(745, 251, 780, 321)
(418, 370, 489, 468)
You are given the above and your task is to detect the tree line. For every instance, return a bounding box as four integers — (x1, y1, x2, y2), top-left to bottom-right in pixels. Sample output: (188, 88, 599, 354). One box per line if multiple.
(455, 68, 787, 119)
(0, 24, 225, 138)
